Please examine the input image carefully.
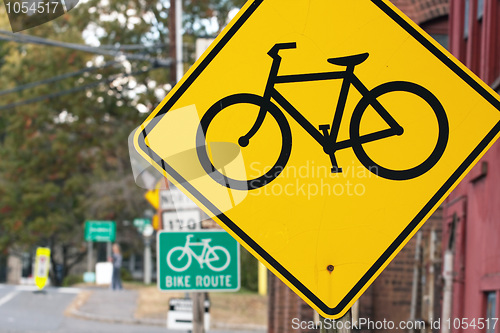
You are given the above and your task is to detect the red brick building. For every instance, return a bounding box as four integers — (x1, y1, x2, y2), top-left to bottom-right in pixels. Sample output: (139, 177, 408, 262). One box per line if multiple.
(358, 209, 443, 333)
(441, 1, 500, 332)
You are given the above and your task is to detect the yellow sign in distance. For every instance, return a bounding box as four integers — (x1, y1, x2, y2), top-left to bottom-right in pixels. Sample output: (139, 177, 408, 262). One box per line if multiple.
(152, 214, 160, 230)
(134, 0, 500, 318)
(35, 247, 51, 290)
(144, 188, 160, 210)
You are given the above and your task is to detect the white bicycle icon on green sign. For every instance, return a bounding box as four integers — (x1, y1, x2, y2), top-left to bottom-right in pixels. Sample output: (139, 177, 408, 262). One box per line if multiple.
(167, 234, 231, 272)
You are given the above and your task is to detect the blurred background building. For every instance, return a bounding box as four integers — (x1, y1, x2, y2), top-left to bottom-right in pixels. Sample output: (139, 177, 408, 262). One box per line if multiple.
(441, 0, 500, 332)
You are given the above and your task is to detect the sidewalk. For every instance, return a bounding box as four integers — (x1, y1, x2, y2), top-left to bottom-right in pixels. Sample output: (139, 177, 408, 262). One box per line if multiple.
(69, 287, 164, 326)
(68, 285, 267, 331)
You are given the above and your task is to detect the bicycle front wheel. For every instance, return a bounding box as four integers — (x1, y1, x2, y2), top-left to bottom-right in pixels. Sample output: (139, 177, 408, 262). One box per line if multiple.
(350, 81, 449, 180)
(196, 93, 292, 190)
(167, 247, 192, 272)
(206, 246, 230, 272)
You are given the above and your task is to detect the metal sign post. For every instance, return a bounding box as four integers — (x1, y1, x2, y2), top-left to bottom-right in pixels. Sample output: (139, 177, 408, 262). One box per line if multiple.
(143, 224, 154, 285)
(87, 241, 93, 273)
(192, 292, 205, 333)
(320, 310, 352, 333)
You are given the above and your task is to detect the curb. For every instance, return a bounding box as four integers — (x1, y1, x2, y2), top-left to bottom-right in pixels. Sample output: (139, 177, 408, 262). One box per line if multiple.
(70, 308, 267, 330)
(65, 289, 165, 327)
(212, 323, 267, 331)
(70, 308, 165, 326)
(67, 288, 267, 330)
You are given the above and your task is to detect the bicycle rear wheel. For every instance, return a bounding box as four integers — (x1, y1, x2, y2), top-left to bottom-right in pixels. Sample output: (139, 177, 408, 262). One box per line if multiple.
(206, 246, 230, 272)
(350, 81, 448, 180)
(196, 93, 292, 190)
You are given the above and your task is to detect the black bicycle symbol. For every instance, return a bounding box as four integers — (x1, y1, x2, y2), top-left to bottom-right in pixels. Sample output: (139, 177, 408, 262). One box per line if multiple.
(197, 42, 449, 190)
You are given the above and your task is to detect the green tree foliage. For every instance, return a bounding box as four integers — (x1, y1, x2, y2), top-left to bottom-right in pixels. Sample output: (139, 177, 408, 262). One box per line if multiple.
(184, 0, 247, 35)
(0, 0, 246, 284)
(0, 10, 150, 284)
(240, 246, 258, 291)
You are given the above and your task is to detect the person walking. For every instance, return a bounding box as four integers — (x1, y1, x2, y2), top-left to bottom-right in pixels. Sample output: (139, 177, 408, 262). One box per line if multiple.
(110, 243, 123, 290)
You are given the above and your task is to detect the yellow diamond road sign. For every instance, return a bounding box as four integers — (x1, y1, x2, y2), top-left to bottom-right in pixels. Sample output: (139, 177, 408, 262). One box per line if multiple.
(134, 0, 500, 318)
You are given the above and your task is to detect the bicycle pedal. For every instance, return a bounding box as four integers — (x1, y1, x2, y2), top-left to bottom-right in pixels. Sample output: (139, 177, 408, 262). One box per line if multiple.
(331, 167, 343, 173)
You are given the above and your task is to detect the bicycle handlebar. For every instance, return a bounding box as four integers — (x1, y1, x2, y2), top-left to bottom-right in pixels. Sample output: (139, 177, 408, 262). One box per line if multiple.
(268, 42, 297, 58)
(276, 42, 297, 50)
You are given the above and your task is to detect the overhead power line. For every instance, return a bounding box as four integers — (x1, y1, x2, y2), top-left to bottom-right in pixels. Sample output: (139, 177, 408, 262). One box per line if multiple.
(0, 30, 172, 67)
(0, 66, 159, 111)
(0, 59, 120, 97)
(99, 43, 168, 51)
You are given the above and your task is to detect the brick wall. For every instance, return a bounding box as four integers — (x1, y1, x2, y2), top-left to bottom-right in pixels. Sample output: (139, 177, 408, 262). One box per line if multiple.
(391, 0, 449, 24)
(357, 207, 443, 333)
(268, 272, 316, 333)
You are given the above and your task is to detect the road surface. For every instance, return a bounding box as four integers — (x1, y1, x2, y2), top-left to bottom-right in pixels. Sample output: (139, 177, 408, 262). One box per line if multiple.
(0, 284, 169, 333)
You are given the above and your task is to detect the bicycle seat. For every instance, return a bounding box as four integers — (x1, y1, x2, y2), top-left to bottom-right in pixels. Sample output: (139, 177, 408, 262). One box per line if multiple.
(327, 53, 369, 67)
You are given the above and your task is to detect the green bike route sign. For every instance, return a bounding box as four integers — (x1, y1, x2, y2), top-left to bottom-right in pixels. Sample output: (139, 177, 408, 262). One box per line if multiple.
(157, 230, 240, 292)
(133, 218, 151, 233)
(84, 221, 116, 242)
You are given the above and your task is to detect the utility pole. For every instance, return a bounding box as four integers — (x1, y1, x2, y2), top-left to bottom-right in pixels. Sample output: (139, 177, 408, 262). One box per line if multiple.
(172, 1, 198, 331)
(168, 0, 177, 83)
(169, 0, 183, 84)
(175, 0, 183, 82)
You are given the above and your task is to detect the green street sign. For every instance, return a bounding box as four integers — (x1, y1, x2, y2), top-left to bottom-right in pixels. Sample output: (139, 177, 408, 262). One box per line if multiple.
(133, 218, 151, 232)
(157, 230, 240, 292)
(84, 221, 116, 242)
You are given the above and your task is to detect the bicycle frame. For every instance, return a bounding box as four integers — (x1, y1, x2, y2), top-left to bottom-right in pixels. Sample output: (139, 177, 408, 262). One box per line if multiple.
(181, 235, 212, 267)
(179, 235, 222, 267)
(242, 42, 403, 172)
